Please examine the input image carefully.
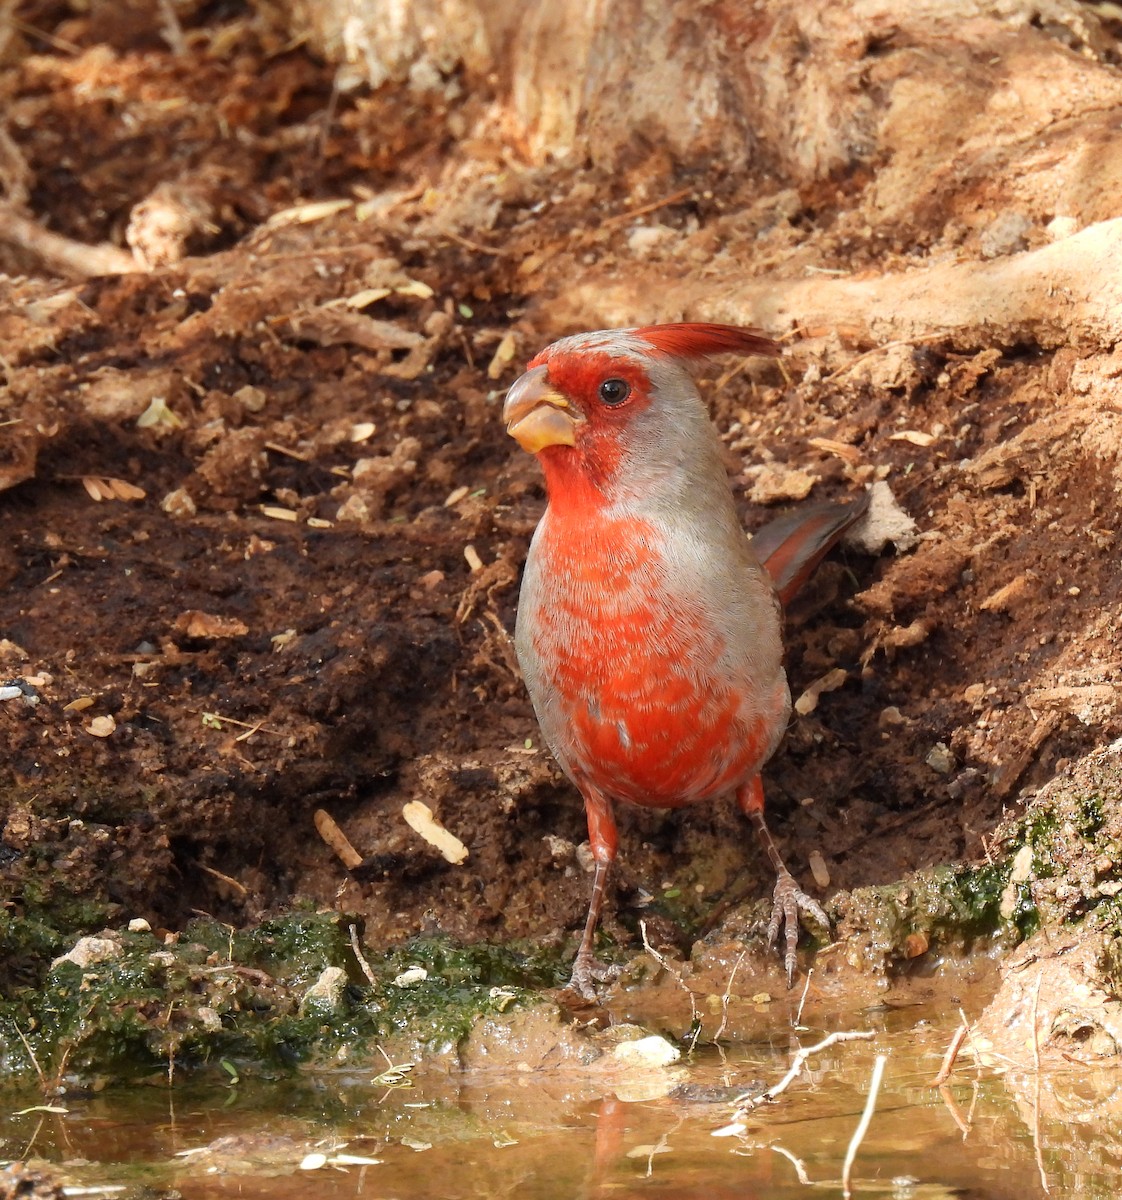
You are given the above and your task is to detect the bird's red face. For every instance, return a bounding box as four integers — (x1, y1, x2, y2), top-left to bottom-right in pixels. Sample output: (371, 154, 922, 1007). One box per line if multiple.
(502, 345, 653, 489)
(502, 323, 779, 499)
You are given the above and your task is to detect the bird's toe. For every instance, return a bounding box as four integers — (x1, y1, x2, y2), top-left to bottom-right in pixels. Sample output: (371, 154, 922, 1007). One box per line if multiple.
(768, 871, 830, 988)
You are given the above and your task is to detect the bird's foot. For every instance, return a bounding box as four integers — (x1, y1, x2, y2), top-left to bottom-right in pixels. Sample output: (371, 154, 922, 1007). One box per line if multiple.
(565, 952, 622, 1003)
(767, 870, 830, 988)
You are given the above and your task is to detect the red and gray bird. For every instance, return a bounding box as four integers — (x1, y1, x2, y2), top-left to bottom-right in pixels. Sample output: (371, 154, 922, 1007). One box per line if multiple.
(503, 323, 866, 999)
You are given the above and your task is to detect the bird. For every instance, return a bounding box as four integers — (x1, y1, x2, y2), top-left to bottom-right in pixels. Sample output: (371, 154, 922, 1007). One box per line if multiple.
(502, 323, 867, 999)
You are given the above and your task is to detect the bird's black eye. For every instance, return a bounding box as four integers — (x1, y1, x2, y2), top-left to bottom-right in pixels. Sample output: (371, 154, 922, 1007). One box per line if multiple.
(598, 378, 631, 406)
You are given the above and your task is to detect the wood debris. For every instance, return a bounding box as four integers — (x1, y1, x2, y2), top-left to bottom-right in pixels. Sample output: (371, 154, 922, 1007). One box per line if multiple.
(265, 198, 353, 228)
(487, 331, 518, 379)
(808, 436, 861, 465)
(889, 430, 937, 447)
(795, 668, 848, 716)
(314, 809, 364, 871)
(980, 575, 1030, 613)
(174, 611, 250, 639)
(402, 800, 469, 864)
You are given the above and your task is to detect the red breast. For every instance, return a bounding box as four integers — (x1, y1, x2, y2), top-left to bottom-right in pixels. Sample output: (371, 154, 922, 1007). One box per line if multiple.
(521, 504, 780, 810)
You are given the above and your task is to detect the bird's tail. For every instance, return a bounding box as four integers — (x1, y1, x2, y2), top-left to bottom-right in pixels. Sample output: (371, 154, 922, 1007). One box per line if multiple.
(752, 490, 870, 608)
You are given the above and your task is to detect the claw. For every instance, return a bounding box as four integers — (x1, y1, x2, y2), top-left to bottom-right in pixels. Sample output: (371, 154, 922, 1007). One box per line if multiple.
(566, 952, 622, 1003)
(768, 869, 830, 987)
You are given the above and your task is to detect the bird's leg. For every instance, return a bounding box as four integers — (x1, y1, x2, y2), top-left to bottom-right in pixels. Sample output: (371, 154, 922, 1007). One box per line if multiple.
(569, 785, 620, 1001)
(736, 776, 829, 987)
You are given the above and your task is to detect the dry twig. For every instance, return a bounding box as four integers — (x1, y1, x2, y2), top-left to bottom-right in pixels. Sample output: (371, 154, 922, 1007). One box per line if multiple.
(639, 919, 701, 1048)
(1031, 971, 1051, 1194)
(841, 1052, 888, 1198)
(713, 1029, 876, 1134)
(0, 202, 136, 276)
(929, 1018, 970, 1087)
(349, 923, 379, 990)
(314, 809, 364, 871)
(602, 185, 694, 228)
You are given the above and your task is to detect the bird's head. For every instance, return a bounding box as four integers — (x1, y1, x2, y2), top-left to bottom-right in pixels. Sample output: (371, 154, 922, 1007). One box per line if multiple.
(502, 323, 779, 506)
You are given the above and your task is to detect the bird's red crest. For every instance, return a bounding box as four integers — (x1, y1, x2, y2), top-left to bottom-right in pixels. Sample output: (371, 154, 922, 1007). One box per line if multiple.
(633, 323, 780, 361)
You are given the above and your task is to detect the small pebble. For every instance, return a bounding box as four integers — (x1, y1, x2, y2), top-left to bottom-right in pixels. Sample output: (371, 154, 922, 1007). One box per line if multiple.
(925, 743, 955, 774)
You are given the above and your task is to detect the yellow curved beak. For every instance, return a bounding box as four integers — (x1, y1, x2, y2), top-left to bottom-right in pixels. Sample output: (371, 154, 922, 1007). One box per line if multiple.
(502, 364, 581, 453)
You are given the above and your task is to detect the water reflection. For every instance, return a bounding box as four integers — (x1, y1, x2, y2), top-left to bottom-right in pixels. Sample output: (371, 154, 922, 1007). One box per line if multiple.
(2, 1005, 1119, 1199)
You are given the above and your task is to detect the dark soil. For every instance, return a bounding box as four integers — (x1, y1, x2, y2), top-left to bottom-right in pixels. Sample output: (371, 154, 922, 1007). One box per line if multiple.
(3, 3, 1120, 993)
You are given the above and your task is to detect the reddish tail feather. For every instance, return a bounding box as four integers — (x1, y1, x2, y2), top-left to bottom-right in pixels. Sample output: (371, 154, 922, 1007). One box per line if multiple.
(752, 491, 870, 608)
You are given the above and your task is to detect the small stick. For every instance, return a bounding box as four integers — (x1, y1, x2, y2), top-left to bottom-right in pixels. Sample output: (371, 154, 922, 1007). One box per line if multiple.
(602, 185, 694, 228)
(349, 923, 379, 990)
(711, 947, 748, 1044)
(959, 1007, 982, 1063)
(12, 1022, 46, 1090)
(938, 1083, 970, 1137)
(1030, 971, 1051, 1194)
(841, 1052, 887, 1198)
(639, 919, 702, 1048)
(156, 0, 187, 54)
(441, 230, 505, 256)
(4, 15, 82, 53)
(928, 1018, 969, 1087)
(315, 809, 364, 871)
(793, 967, 813, 1028)
(0, 201, 136, 276)
(718, 1029, 876, 1126)
(196, 863, 248, 897)
(191, 710, 284, 736)
(770, 1144, 811, 1185)
(264, 441, 312, 462)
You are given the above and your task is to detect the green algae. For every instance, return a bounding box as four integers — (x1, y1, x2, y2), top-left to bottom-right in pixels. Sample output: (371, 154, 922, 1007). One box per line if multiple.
(0, 911, 572, 1087)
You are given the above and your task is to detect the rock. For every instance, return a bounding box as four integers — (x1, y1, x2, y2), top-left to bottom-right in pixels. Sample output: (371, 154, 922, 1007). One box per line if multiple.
(51, 935, 122, 972)
(299, 966, 349, 1017)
